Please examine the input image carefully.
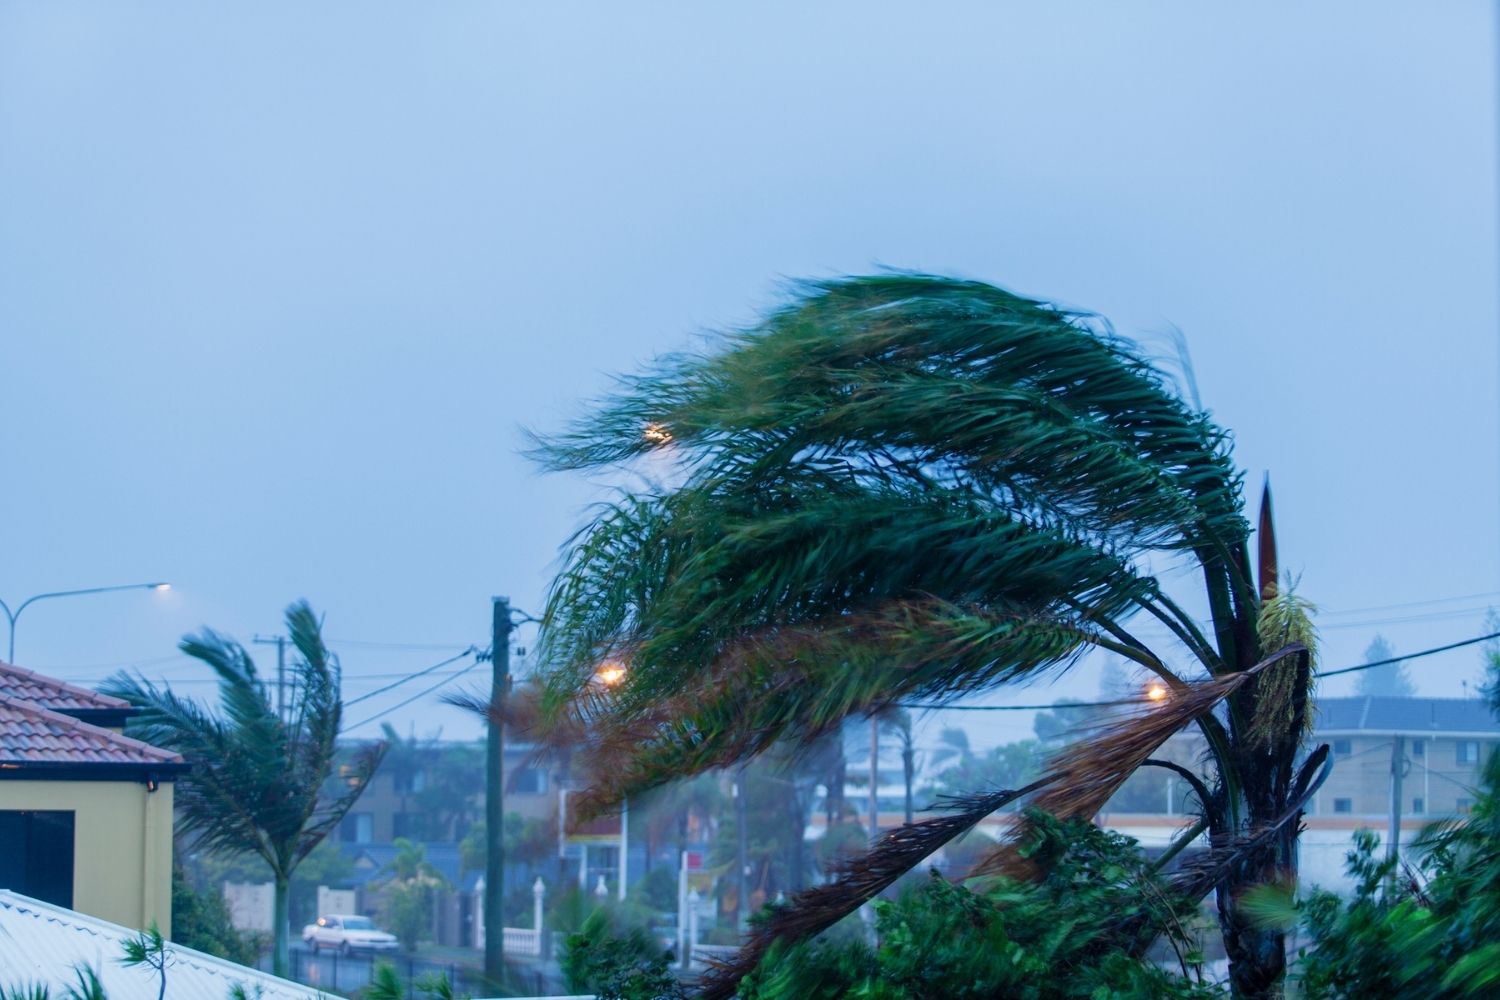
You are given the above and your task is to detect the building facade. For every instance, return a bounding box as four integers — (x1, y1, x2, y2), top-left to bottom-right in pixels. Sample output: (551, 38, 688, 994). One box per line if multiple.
(0, 662, 186, 934)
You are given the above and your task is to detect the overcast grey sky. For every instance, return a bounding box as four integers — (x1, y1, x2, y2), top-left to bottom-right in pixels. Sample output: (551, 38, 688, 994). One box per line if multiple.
(2, 2, 1497, 752)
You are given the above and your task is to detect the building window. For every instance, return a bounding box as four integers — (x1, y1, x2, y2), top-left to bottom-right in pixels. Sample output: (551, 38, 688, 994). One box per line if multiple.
(341, 812, 373, 844)
(1458, 741, 1481, 765)
(1411, 739, 1425, 757)
(1333, 739, 1351, 756)
(393, 812, 422, 839)
(0, 811, 75, 909)
(1333, 798, 1353, 814)
(512, 768, 548, 795)
(1412, 797, 1425, 815)
(1458, 797, 1474, 814)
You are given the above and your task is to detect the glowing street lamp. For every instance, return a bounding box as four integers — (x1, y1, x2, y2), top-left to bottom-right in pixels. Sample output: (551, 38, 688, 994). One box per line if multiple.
(0, 582, 170, 663)
(642, 422, 673, 445)
(1145, 682, 1169, 703)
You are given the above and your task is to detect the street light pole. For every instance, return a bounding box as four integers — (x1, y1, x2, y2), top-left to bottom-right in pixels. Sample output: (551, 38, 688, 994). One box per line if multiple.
(0, 582, 170, 663)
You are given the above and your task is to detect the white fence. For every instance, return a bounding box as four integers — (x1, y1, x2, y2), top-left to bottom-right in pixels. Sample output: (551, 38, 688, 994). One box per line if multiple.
(503, 926, 543, 958)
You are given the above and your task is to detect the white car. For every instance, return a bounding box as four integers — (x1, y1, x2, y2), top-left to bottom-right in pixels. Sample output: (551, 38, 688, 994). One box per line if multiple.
(302, 914, 399, 955)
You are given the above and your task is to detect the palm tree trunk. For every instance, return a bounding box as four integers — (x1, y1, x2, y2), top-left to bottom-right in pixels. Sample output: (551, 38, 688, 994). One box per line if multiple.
(902, 744, 914, 826)
(1220, 859, 1286, 999)
(272, 872, 291, 978)
(1217, 650, 1311, 998)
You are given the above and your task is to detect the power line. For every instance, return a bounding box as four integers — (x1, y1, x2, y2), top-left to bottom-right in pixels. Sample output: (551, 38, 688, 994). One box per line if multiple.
(325, 638, 476, 652)
(1318, 590, 1500, 617)
(343, 647, 478, 708)
(1319, 606, 1498, 630)
(1317, 631, 1500, 678)
(899, 630, 1500, 712)
(342, 654, 483, 732)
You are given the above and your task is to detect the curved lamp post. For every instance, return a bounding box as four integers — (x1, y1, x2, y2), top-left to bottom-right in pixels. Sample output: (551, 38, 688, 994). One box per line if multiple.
(0, 582, 170, 663)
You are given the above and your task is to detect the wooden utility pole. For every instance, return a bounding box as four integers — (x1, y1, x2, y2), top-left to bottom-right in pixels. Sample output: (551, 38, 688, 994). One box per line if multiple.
(1387, 735, 1406, 870)
(484, 597, 512, 984)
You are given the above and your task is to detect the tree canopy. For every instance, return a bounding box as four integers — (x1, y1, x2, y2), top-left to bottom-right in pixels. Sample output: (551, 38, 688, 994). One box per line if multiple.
(530, 274, 1321, 998)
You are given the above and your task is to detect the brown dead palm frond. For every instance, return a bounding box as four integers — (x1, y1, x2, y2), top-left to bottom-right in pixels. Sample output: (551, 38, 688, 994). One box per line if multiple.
(970, 644, 1304, 880)
(695, 778, 1059, 1000)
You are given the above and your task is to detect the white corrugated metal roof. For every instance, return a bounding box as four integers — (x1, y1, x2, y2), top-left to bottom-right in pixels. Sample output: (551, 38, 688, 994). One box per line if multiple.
(0, 891, 329, 999)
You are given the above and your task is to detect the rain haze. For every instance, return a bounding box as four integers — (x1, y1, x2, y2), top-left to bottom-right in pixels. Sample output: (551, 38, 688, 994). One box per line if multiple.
(2, 2, 1497, 755)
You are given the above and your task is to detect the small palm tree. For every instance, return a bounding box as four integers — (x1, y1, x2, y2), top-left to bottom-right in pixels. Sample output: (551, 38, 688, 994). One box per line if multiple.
(106, 601, 383, 977)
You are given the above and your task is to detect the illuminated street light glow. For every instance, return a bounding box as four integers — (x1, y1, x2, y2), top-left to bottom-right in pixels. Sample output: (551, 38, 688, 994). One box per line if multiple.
(596, 662, 627, 687)
(1145, 683, 1169, 702)
(1, 581, 173, 663)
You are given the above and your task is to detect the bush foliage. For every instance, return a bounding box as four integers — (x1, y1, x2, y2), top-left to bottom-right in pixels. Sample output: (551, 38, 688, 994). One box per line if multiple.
(738, 813, 1219, 1000)
(560, 906, 683, 1000)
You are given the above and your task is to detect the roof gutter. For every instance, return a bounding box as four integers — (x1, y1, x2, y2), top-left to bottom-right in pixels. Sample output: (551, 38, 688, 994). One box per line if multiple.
(0, 759, 191, 785)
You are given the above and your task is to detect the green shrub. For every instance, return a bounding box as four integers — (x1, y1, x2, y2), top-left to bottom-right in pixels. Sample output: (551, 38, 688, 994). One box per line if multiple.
(170, 866, 258, 966)
(1286, 646, 1500, 999)
(738, 814, 1220, 1000)
(561, 907, 683, 1000)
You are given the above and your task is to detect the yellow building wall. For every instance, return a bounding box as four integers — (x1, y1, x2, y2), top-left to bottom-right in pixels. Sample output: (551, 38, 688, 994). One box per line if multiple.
(0, 779, 173, 935)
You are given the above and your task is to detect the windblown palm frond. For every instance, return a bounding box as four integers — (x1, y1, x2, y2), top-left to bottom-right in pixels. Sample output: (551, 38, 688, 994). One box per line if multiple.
(531, 274, 1314, 997)
(534, 276, 1250, 809)
(538, 275, 1245, 552)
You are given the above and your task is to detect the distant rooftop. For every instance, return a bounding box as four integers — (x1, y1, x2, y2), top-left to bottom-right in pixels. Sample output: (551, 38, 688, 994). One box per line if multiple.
(1314, 696, 1500, 735)
(0, 693, 184, 772)
(0, 660, 131, 713)
(346, 842, 481, 890)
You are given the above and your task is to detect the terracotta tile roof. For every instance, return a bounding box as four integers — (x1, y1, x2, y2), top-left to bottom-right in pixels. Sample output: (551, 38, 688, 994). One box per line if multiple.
(0, 660, 131, 712)
(0, 693, 182, 768)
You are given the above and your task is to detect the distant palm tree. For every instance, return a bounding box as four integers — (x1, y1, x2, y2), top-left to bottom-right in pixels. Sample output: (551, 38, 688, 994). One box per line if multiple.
(106, 601, 383, 977)
(927, 726, 972, 773)
(879, 709, 917, 826)
(530, 275, 1324, 998)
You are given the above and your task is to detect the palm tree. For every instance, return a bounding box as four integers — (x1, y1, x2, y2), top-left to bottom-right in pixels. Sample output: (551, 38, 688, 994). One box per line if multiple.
(106, 601, 383, 977)
(927, 726, 972, 773)
(879, 708, 917, 826)
(529, 275, 1324, 998)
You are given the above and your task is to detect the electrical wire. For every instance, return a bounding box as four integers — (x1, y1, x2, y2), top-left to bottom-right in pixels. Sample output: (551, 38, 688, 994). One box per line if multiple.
(898, 630, 1500, 712)
(342, 647, 478, 708)
(326, 638, 477, 652)
(342, 654, 483, 732)
(1317, 631, 1500, 678)
(1318, 590, 1500, 617)
(1318, 607, 1497, 630)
